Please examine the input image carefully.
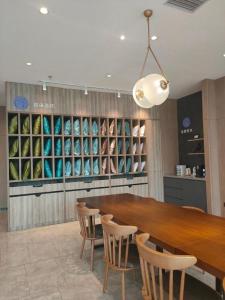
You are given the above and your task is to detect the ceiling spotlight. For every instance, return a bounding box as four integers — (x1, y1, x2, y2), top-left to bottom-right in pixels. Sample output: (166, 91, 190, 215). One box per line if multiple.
(120, 35, 126, 41)
(223, 54, 225, 57)
(40, 7, 48, 15)
(84, 88, 88, 95)
(26, 62, 32, 66)
(117, 92, 121, 98)
(151, 35, 158, 41)
(42, 82, 47, 91)
(106, 74, 112, 78)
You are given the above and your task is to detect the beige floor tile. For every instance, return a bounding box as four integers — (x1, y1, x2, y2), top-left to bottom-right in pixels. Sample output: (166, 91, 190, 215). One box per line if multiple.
(22, 292, 62, 300)
(25, 258, 60, 278)
(0, 245, 30, 267)
(0, 264, 26, 283)
(28, 242, 60, 263)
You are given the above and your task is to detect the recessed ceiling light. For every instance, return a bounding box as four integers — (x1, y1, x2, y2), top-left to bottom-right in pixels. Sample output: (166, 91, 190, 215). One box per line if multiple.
(40, 7, 48, 15)
(106, 74, 112, 78)
(151, 35, 158, 41)
(26, 62, 32, 66)
(120, 35, 126, 41)
(223, 53, 225, 57)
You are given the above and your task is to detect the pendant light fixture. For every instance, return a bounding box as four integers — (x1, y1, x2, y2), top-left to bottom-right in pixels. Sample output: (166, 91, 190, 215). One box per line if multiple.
(133, 10, 169, 108)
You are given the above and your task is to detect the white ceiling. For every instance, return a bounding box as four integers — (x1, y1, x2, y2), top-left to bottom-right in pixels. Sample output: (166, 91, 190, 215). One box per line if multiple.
(0, 0, 225, 105)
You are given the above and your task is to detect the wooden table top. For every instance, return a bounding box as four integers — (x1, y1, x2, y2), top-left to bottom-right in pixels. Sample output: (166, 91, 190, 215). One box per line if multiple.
(78, 193, 225, 280)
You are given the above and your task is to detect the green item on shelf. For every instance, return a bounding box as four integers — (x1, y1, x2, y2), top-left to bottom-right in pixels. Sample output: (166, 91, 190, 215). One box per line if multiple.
(55, 159, 63, 178)
(9, 161, 19, 180)
(64, 138, 71, 156)
(34, 138, 41, 156)
(54, 117, 62, 135)
(84, 159, 91, 176)
(33, 160, 42, 178)
(33, 115, 41, 135)
(43, 116, 51, 134)
(65, 160, 72, 176)
(117, 139, 123, 154)
(21, 138, 30, 157)
(44, 138, 52, 156)
(74, 139, 81, 156)
(74, 159, 82, 176)
(92, 138, 98, 155)
(44, 160, 53, 178)
(83, 118, 89, 136)
(9, 139, 19, 157)
(118, 158, 124, 173)
(93, 158, 99, 175)
(64, 119, 71, 135)
(83, 138, 89, 155)
(22, 160, 31, 180)
(92, 120, 98, 136)
(117, 120, 122, 135)
(125, 139, 130, 154)
(126, 157, 132, 173)
(125, 120, 131, 136)
(55, 138, 62, 156)
(9, 115, 18, 134)
(22, 116, 30, 134)
(74, 119, 80, 136)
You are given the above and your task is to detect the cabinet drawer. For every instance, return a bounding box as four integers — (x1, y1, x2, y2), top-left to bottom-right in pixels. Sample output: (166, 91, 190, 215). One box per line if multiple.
(9, 183, 64, 196)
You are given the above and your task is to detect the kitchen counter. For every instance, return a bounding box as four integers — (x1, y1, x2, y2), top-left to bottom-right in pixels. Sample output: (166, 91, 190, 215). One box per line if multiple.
(164, 174, 205, 181)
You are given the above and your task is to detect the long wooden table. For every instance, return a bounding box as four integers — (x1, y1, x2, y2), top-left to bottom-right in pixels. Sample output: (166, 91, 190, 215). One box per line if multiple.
(78, 193, 225, 290)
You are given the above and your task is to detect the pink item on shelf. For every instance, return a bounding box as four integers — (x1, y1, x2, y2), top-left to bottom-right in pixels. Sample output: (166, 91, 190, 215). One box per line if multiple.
(109, 139, 116, 155)
(110, 158, 117, 174)
(101, 139, 108, 155)
(132, 125, 139, 137)
(132, 143, 137, 155)
(109, 120, 115, 136)
(102, 158, 107, 175)
(101, 120, 107, 136)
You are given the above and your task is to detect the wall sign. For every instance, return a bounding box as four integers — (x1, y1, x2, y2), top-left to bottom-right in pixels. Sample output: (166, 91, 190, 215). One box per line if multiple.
(33, 102, 54, 109)
(182, 117, 191, 128)
(14, 96, 29, 110)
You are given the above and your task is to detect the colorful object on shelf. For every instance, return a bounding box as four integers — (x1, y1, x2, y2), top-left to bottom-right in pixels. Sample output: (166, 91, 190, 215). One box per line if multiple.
(117, 139, 123, 154)
(74, 139, 81, 156)
(44, 159, 53, 178)
(84, 159, 91, 176)
(64, 119, 71, 135)
(140, 124, 145, 137)
(9, 115, 18, 134)
(109, 120, 115, 135)
(83, 118, 89, 136)
(34, 138, 41, 156)
(22, 160, 31, 180)
(110, 158, 116, 174)
(125, 139, 130, 154)
(44, 138, 52, 156)
(22, 116, 30, 134)
(74, 118, 80, 136)
(117, 120, 122, 135)
(92, 120, 98, 136)
(101, 139, 107, 155)
(65, 160, 72, 176)
(33, 160, 42, 178)
(64, 138, 71, 155)
(133, 162, 139, 173)
(132, 125, 139, 137)
(43, 116, 51, 135)
(54, 117, 62, 135)
(92, 138, 99, 155)
(126, 157, 132, 173)
(118, 158, 124, 173)
(102, 157, 107, 175)
(55, 138, 62, 156)
(9, 161, 19, 180)
(93, 158, 99, 175)
(101, 120, 107, 136)
(21, 138, 30, 157)
(33, 115, 41, 135)
(109, 139, 116, 155)
(74, 159, 82, 176)
(140, 161, 146, 172)
(9, 139, 19, 157)
(83, 138, 89, 155)
(55, 159, 63, 178)
(132, 143, 137, 155)
(125, 120, 131, 136)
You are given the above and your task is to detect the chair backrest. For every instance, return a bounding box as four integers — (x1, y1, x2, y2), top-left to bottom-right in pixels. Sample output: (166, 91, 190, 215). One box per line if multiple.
(182, 206, 205, 213)
(76, 202, 100, 239)
(101, 214, 138, 270)
(136, 233, 197, 300)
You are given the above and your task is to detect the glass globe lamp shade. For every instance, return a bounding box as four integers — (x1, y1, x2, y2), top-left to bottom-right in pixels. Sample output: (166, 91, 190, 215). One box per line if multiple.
(133, 73, 169, 108)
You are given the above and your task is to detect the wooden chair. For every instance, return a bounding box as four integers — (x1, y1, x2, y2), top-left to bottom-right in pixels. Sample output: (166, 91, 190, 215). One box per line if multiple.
(182, 206, 205, 213)
(76, 202, 103, 271)
(101, 214, 138, 300)
(136, 233, 197, 300)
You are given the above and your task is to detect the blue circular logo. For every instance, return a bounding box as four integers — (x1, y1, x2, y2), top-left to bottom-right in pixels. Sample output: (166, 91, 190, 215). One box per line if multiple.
(182, 117, 191, 128)
(14, 96, 29, 110)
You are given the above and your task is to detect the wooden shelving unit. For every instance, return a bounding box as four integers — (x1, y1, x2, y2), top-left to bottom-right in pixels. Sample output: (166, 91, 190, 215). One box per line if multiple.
(7, 112, 147, 182)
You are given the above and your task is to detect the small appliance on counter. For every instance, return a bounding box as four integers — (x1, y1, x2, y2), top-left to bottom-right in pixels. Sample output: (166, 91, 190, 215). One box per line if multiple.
(176, 165, 186, 176)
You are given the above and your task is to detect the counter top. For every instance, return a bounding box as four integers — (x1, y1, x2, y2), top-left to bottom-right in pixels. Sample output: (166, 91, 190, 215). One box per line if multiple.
(164, 174, 205, 181)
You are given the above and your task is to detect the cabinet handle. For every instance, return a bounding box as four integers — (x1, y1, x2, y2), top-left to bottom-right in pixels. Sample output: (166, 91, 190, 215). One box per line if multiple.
(86, 189, 91, 192)
(34, 193, 41, 197)
(128, 184, 133, 188)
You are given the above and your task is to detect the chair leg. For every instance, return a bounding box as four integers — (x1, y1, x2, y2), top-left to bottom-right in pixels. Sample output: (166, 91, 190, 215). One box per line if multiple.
(121, 271, 126, 300)
(80, 238, 86, 259)
(90, 239, 95, 271)
(103, 262, 109, 293)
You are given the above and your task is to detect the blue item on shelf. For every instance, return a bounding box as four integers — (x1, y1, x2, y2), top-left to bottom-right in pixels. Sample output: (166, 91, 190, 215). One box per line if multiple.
(125, 120, 131, 136)
(73, 118, 80, 136)
(55, 138, 62, 156)
(83, 138, 89, 155)
(54, 117, 61, 135)
(84, 159, 91, 176)
(55, 159, 63, 178)
(44, 138, 52, 156)
(64, 138, 71, 155)
(74, 159, 82, 176)
(65, 160, 72, 176)
(44, 160, 53, 178)
(93, 158, 99, 175)
(117, 139, 123, 154)
(117, 120, 122, 135)
(74, 139, 81, 156)
(43, 116, 51, 134)
(126, 157, 132, 173)
(125, 139, 130, 154)
(83, 118, 89, 136)
(118, 158, 124, 173)
(92, 120, 98, 136)
(92, 138, 99, 155)
(64, 119, 71, 135)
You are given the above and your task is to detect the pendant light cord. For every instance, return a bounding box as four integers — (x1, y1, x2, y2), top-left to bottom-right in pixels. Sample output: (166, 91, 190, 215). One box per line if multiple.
(139, 16, 168, 82)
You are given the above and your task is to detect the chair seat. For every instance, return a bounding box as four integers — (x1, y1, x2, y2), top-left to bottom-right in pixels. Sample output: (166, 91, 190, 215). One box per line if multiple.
(86, 223, 103, 239)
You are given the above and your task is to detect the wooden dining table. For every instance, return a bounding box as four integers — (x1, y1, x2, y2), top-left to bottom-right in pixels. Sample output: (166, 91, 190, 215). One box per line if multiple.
(78, 193, 225, 298)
